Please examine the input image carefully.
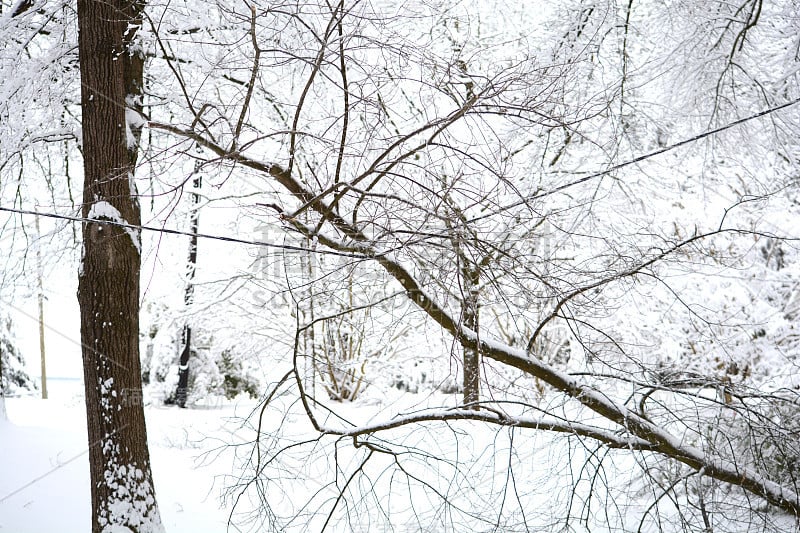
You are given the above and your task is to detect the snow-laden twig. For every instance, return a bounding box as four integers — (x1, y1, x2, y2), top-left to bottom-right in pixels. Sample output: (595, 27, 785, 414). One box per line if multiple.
(317, 408, 658, 451)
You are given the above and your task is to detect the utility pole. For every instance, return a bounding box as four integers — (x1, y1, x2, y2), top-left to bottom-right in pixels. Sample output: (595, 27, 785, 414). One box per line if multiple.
(35, 211, 47, 400)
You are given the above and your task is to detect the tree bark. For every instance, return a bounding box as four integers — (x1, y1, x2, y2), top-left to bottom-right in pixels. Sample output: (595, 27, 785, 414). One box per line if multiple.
(446, 199, 481, 409)
(76, 0, 162, 531)
(174, 165, 201, 408)
(461, 264, 480, 409)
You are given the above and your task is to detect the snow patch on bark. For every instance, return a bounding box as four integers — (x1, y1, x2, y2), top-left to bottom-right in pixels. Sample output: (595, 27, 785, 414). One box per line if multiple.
(98, 459, 163, 533)
(99, 377, 115, 423)
(101, 525, 135, 533)
(87, 201, 141, 254)
(124, 95, 144, 151)
(128, 172, 139, 210)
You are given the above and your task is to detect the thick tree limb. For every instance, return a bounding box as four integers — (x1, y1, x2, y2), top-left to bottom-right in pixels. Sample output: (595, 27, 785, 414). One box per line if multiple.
(148, 121, 800, 517)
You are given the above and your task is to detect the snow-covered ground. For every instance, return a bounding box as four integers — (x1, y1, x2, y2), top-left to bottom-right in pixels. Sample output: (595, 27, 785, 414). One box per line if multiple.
(3, 379, 796, 533)
(0, 380, 239, 533)
(1, 380, 614, 533)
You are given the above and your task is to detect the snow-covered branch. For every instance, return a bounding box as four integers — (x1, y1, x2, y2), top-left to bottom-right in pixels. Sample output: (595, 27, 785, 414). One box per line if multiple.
(319, 408, 659, 451)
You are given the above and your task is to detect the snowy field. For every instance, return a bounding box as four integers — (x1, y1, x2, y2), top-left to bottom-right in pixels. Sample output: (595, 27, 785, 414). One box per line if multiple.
(1, 379, 235, 533)
(3, 380, 798, 533)
(1, 380, 630, 533)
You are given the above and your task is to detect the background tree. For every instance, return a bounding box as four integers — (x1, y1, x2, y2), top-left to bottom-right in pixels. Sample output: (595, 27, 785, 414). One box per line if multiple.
(169, 151, 202, 408)
(0, 313, 35, 419)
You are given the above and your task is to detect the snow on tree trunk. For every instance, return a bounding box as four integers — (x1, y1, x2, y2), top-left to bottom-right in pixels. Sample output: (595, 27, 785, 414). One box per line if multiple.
(76, 0, 162, 531)
(174, 162, 201, 408)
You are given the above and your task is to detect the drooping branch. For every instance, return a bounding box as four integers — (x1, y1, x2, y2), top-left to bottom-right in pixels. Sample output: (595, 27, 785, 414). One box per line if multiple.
(319, 408, 660, 451)
(148, 121, 800, 517)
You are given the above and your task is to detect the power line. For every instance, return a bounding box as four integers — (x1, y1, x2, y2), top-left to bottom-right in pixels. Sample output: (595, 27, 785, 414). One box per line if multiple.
(470, 96, 800, 223)
(0, 206, 367, 259)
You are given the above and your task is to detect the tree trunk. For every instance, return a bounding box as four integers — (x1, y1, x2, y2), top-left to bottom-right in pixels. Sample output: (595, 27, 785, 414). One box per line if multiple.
(443, 198, 482, 410)
(174, 164, 201, 408)
(461, 264, 480, 409)
(76, 0, 163, 531)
